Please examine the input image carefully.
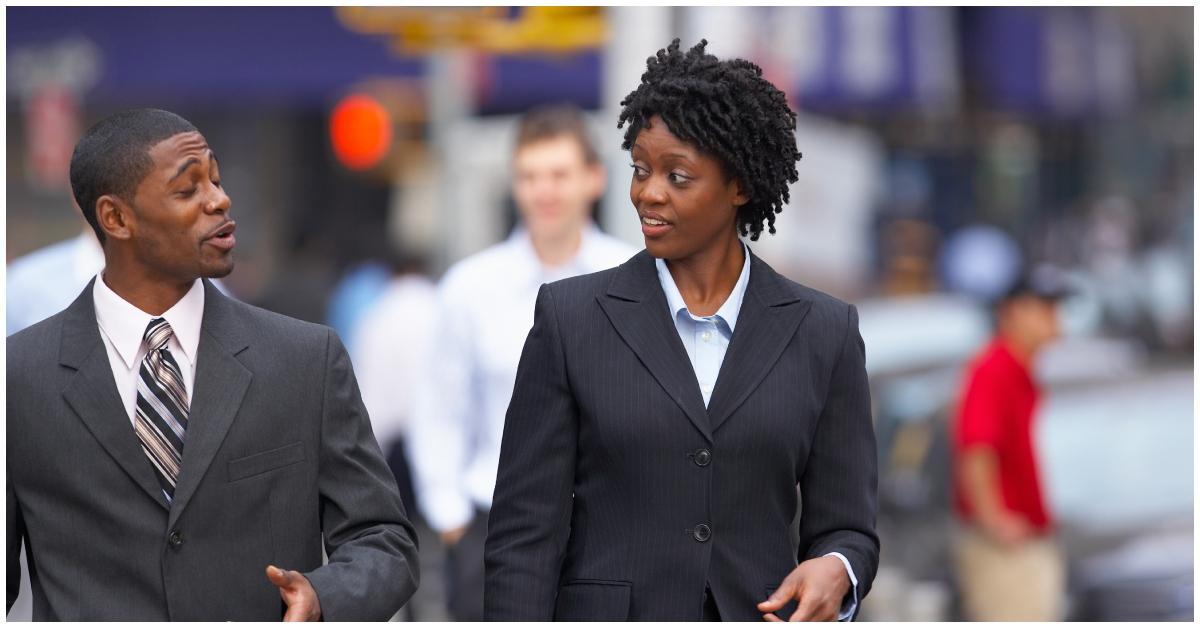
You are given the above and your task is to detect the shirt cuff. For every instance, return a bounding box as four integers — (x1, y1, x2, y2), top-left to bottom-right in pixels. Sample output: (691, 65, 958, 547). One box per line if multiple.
(824, 551, 859, 621)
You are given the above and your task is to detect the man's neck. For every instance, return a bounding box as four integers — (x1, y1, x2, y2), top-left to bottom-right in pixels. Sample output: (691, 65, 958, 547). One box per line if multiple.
(997, 332, 1038, 367)
(101, 265, 194, 316)
(529, 228, 583, 269)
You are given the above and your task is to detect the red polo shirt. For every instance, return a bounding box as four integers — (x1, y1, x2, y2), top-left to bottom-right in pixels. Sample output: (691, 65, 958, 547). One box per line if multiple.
(952, 338, 1051, 531)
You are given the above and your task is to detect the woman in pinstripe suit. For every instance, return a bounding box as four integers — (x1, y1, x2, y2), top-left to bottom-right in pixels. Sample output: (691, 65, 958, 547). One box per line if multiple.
(485, 39, 879, 622)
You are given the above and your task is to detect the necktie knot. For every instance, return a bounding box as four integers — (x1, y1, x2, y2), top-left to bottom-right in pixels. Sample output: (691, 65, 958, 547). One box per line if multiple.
(143, 318, 175, 352)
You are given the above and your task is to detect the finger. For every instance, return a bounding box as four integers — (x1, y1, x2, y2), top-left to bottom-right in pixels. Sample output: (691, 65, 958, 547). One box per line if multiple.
(757, 583, 797, 612)
(763, 613, 784, 622)
(266, 565, 293, 589)
(789, 593, 821, 622)
(282, 600, 309, 622)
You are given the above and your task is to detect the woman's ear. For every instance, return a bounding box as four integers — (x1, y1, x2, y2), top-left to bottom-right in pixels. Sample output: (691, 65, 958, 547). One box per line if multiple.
(731, 178, 750, 208)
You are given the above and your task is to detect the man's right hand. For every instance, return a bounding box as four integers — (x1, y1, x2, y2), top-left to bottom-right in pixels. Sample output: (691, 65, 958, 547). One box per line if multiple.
(440, 525, 468, 547)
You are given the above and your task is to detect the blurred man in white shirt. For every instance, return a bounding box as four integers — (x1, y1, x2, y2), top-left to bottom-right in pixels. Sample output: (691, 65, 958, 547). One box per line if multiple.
(408, 105, 636, 621)
(352, 253, 437, 519)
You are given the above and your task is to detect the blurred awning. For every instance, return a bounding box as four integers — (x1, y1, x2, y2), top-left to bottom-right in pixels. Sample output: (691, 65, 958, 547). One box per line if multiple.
(7, 6, 602, 112)
(962, 7, 1137, 119)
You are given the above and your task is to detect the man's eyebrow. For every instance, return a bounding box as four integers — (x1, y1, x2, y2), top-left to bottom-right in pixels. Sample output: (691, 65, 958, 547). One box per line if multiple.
(168, 150, 217, 183)
(168, 158, 200, 183)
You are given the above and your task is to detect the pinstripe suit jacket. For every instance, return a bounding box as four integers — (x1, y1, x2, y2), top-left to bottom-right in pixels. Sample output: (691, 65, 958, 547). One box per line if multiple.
(7, 279, 418, 620)
(484, 249, 879, 621)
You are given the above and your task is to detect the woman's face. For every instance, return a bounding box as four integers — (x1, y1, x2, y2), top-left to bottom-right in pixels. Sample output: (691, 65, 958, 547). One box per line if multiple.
(629, 115, 747, 261)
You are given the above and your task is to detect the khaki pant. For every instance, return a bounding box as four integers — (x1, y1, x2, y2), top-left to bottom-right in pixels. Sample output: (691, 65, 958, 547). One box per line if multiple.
(954, 525, 1065, 621)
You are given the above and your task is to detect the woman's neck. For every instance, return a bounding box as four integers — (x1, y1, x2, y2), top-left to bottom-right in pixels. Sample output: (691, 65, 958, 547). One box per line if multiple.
(665, 234, 745, 317)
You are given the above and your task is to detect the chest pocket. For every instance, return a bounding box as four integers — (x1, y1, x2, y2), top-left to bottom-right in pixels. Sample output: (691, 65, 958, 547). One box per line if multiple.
(228, 442, 304, 482)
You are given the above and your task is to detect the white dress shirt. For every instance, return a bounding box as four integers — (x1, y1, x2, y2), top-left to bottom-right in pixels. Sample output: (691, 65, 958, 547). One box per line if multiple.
(408, 224, 636, 533)
(351, 274, 439, 449)
(655, 245, 859, 621)
(92, 273, 205, 424)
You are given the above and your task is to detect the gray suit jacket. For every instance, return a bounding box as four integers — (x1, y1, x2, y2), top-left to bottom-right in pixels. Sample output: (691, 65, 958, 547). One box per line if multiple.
(485, 249, 879, 621)
(7, 279, 419, 620)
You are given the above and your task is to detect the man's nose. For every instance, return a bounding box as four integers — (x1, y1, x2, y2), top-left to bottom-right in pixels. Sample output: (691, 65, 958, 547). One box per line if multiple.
(206, 184, 231, 214)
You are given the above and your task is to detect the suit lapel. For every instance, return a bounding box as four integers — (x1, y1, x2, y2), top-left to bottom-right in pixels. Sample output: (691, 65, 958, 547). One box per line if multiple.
(597, 251, 713, 442)
(168, 280, 252, 528)
(60, 279, 170, 510)
(706, 251, 813, 434)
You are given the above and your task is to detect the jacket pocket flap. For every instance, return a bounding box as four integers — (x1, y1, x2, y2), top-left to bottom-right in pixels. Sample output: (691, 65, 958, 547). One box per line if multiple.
(228, 442, 304, 481)
(554, 580, 632, 621)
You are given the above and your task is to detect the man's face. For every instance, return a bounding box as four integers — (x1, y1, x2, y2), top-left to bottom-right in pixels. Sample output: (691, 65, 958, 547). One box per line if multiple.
(124, 131, 235, 282)
(512, 135, 603, 243)
(1007, 296, 1062, 352)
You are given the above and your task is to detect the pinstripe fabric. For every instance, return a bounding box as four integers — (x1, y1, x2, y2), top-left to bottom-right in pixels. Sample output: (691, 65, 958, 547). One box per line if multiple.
(135, 318, 189, 502)
(485, 249, 879, 621)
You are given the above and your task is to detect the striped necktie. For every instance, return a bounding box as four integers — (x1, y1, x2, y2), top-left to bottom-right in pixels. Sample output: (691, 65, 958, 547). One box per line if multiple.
(134, 318, 190, 503)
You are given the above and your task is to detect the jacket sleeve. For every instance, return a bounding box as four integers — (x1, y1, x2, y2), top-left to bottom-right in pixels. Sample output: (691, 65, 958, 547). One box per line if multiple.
(484, 284, 578, 620)
(796, 304, 880, 614)
(303, 329, 421, 621)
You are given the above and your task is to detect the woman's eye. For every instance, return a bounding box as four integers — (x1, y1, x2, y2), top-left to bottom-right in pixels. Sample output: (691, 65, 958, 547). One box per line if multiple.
(630, 164, 648, 178)
(668, 172, 691, 184)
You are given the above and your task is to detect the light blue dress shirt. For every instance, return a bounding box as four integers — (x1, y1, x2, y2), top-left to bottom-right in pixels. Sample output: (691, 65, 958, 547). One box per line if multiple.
(654, 244, 860, 621)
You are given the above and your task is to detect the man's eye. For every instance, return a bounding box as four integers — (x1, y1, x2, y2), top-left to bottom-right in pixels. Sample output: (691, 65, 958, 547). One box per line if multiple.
(178, 187, 197, 197)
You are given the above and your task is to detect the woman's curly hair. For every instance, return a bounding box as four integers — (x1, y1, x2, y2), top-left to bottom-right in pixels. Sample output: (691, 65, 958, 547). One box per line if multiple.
(618, 38, 801, 240)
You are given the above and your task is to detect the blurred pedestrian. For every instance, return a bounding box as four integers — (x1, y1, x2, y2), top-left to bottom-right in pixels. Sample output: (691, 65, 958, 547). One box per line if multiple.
(484, 39, 878, 621)
(7, 226, 103, 335)
(407, 104, 635, 621)
(351, 251, 436, 525)
(951, 266, 1068, 621)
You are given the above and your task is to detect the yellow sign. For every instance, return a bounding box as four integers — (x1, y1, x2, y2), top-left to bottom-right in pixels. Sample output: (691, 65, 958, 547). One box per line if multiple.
(336, 6, 607, 54)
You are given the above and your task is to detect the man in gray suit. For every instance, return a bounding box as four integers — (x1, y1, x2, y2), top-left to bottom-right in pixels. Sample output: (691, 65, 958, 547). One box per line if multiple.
(7, 109, 419, 620)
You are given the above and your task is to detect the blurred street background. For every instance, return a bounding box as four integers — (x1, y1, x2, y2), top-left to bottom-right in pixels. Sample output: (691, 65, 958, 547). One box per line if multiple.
(6, 6, 1194, 621)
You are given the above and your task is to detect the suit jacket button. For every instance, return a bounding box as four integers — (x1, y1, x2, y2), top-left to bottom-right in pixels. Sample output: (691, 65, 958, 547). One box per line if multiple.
(694, 449, 712, 467)
(693, 524, 712, 542)
(168, 530, 184, 548)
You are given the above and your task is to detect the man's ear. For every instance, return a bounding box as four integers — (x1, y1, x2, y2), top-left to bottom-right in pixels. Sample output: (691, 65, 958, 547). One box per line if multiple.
(96, 194, 134, 242)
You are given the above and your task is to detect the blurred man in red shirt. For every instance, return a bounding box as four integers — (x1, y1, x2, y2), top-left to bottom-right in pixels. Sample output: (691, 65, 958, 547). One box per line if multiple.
(952, 269, 1067, 620)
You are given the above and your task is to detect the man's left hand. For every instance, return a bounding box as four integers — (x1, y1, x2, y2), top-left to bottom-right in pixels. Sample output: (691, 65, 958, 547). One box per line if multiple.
(758, 555, 850, 621)
(266, 565, 322, 621)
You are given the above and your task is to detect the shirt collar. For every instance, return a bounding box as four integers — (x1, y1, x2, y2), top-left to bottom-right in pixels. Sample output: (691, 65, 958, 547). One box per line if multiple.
(93, 273, 206, 370)
(508, 221, 611, 286)
(655, 242, 752, 332)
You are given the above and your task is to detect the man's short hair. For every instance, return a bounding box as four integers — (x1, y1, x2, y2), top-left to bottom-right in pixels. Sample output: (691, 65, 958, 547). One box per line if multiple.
(69, 108, 199, 243)
(514, 104, 600, 165)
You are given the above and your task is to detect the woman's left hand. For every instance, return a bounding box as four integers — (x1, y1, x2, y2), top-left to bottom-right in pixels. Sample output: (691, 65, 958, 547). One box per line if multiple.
(757, 555, 850, 621)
